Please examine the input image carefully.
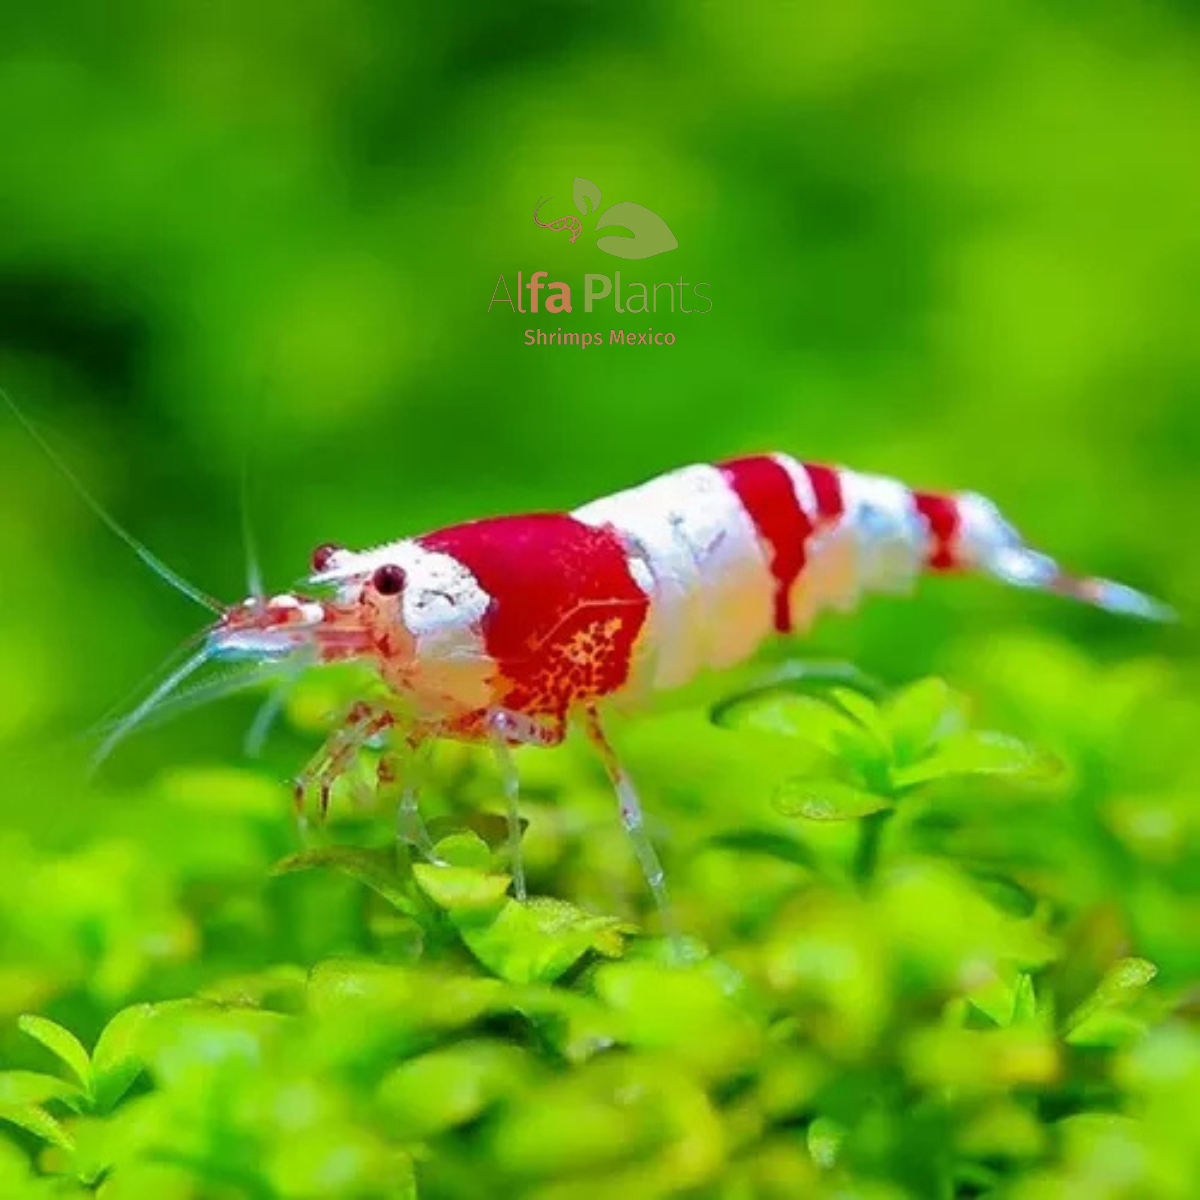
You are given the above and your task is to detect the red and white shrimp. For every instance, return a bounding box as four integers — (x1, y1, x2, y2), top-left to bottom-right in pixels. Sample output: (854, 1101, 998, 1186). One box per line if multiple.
(7, 391, 1169, 915)
(206, 454, 1168, 906)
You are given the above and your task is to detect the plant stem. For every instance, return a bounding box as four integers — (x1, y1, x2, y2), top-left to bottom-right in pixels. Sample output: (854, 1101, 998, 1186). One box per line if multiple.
(853, 810, 890, 883)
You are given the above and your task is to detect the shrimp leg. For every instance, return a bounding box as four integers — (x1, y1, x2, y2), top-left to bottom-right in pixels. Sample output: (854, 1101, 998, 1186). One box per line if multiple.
(374, 731, 438, 859)
(580, 705, 673, 934)
(488, 709, 567, 901)
(296, 702, 396, 824)
(292, 701, 375, 832)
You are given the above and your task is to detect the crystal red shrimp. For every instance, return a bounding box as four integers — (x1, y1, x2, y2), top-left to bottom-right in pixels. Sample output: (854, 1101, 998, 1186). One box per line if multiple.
(5, 389, 1170, 920)
(205, 454, 1170, 908)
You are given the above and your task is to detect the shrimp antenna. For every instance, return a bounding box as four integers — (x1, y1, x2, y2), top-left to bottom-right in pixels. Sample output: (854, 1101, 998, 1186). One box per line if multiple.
(86, 655, 299, 749)
(91, 642, 214, 770)
(1, 388, 222, 615)
(244, 656, 311, 758)
(239, 377, 270, 601)
(240, 445, 264, 600)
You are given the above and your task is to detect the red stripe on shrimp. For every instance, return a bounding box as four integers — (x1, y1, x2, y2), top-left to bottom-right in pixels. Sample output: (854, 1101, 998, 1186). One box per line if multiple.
(804, 464, 846, 522)
(419, 514, 650, 716)
(913, 492, 962, 570)
(720, 455, 814, 633)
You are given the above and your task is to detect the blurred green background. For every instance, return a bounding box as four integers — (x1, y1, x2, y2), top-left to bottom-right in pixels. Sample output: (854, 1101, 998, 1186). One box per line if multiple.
(0, 3, 1198, 1196)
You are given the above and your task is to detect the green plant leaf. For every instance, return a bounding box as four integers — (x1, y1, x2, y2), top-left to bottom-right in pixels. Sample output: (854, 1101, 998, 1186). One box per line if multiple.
(807, 1116, 845, 1169)
(829, 687, 890, 752)
(0, 1071, 82, 1107)
(306, 961, 507, 1059)
(505, 985, 622, 1064)
(432, 830, 494, 872)
(417, 875, 632, 984)
(1064, 957, 1158, 1037)
(413, 863, 512, 916)
(471, 899, 631, 984)
(903, 1026, 1059, 1089)
(17, 1015, 91, 1092)
(378, 1039, 534, 1137)
(0, 1103, 75, 1152)
(702, 829, 819, 870)
(718, 691, 888, 783)
(1012, 973, 1039, 1027)
(718, 691, 857, 747)
(709, 660, 885, 722)
(1066, 1009, 1149, 1048)
(592, 960, 762, 1078)
(884, 678, 966, 765)
(891, 730, 1059, 789)
(774, 777, 894, 821)
(90, 1003, 156, 1112)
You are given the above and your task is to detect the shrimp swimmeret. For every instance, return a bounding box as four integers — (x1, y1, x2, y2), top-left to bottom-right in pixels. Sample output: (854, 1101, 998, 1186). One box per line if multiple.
(7, 392, 1173, 916)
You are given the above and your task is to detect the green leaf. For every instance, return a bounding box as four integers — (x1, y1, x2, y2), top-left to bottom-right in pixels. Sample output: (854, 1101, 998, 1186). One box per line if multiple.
(417, 872, 631, 984)
(197, 965, 309, 1012)
(1064, 957, 1158, 1036)
(1066, 1009, 1149, 1048)
(413, 863, 512, 916)
(429, 811, 520, 852)
(702, 829, 818, 870)
(829, 687, 890, 752)
(958, 1100, 1047, 1159)
(890, 730, 1059, 789)
(17, 1015, 91, 1092)
(883, 678, 966, 765)
(0, 1103, 75, 1152)
(486, 1056, 720, 1181)
(306, 961, 507, 1055)
(1012, 973, 1039, 1027)
(506, 985, 623, 1064)
(592, 960, 762, 1078)
(466, 899, 631, 985)
(378, 1040, 534, 1137)
(0, 1071, 82, 1107)
(807, 1116, 845, 1169)
(903, 1026, 1059, 1088)
(137, 1003, 288, 1091)
(90, 1003, 156, 1112)
(967, 871, 1038, 919)
(716, 692, 862, 754)
(709, 660, 885, 724)
(432, 830, 494, 872)
(273, 846, 419, 914)
(774, 777, 894, 821)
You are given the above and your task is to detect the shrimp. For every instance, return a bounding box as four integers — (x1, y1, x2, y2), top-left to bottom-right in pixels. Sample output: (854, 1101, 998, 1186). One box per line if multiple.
(209, 456, 1171, 910)
(5, 393, 1171, 918)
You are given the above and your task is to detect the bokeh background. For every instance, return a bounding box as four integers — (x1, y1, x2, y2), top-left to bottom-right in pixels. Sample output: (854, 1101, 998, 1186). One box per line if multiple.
(0, 3, 1198, 1193)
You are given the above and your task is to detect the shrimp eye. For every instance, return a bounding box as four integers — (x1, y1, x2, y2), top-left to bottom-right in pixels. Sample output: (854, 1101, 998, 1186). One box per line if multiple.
(310, 542, 343, 573)
(372, 564, 406, 595)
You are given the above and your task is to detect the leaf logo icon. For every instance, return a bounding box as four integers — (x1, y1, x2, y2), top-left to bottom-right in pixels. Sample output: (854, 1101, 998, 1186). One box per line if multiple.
(532, 177, 679, 260)
(594, 202, 679, 260)
(573, 176, 602, 217)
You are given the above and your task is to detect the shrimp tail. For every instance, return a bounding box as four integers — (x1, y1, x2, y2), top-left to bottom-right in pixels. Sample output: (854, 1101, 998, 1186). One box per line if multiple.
(951, 492, 1175, 622)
